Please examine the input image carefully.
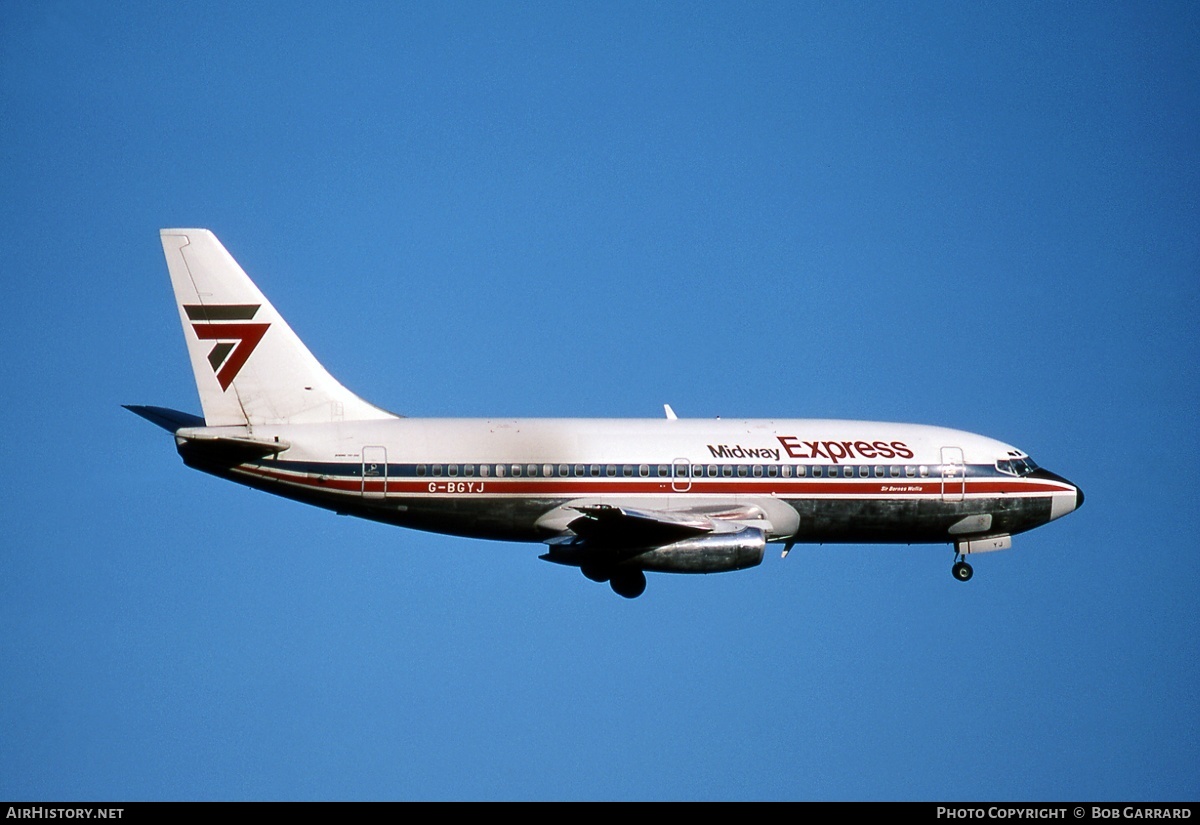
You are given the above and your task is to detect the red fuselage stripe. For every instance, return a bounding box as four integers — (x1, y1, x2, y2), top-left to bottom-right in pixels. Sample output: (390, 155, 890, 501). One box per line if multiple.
(236, 465, 1072, 497)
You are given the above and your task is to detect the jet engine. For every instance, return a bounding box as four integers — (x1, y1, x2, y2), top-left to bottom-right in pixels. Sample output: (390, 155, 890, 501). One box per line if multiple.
(631, 527, 766, 573)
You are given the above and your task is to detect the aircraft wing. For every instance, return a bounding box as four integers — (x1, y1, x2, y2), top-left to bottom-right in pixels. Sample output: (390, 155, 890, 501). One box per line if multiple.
(538, 500, 789, 575)
(560, 504, 714, 546)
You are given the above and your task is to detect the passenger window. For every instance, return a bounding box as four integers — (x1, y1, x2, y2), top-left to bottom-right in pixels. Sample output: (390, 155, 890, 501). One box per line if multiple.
(574, 464, 585, 476)
(889, 466, 900, 478)
(511, 464, 521, 477)
(752, 465, 763, 478)
(639, 464, 649, 477)
(448, 464, 458, 477)
(464, 464, 475, 477)
(874, 466, 884, 477)
(905, 466, 916, 478)
(495, 464, 505, 477)
(859, 466, 869, 478)
(432, 464, 443, 477)
(558, 464, 568, 477)
(657, 465, 669, 477)
(479, 465, 489, 478)
(622, 465, 633, 477)
(590, 465, 601, 477)
(919, 465, 928, 478)
(767, 465, 778, 477)
(722, 465, 733, 477)
(782, 465, 792, 478)
(542, 464, 552, 477)
(606, 465, 617, 477)
(417, 464, 427, 477)
(708, 465, 718, 477)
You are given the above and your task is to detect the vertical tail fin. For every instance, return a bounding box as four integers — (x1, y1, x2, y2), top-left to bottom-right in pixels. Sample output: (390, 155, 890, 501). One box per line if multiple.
(160, 229, 398, 426)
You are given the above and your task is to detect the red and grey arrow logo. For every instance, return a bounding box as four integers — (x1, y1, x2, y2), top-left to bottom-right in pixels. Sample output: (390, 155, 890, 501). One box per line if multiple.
(183, 304, 269, 390)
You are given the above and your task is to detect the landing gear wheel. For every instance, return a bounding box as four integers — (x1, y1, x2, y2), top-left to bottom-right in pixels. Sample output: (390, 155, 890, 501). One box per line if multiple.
(581, 565, 610, 583)
(609, 570, 647, 599)
(952, 560, 974, 582)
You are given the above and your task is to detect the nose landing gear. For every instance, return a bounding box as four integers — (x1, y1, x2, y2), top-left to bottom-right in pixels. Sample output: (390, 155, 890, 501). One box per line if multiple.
(952, 554, 973, 582)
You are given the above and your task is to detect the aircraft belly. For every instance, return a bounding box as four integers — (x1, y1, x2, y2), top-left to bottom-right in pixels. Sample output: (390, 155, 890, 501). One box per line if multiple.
(360, 492, 1052, 545)
(216, 474, 547, 542)
(369, 496, 557, 542)
(784, 495, 1053, 543)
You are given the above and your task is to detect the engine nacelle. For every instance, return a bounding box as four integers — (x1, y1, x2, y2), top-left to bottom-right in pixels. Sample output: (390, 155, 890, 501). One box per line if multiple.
(631, 527, 766, 573)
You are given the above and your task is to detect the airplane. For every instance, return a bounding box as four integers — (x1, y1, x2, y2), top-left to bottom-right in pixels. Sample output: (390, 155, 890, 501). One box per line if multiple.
(126, 229, 1084, 598)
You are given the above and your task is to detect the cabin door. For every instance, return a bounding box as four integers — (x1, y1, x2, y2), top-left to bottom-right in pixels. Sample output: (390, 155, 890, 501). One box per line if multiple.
(362, 445, 387, 498)
(940, 446, 965, 502)
(671, 458, 692, 492)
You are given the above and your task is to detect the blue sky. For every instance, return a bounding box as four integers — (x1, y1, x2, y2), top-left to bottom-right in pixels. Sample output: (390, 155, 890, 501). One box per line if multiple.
(1, 1, 1197, 801)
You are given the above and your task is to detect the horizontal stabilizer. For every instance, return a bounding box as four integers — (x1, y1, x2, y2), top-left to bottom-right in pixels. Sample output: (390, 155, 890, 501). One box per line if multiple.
(174, 427, 291, 460)
(123, 405, 205, 432)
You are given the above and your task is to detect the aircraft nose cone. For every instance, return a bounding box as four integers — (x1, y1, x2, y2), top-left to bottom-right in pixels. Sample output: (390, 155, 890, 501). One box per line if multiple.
(1030, 468, 1083, 518)
(1056, 474, 1084, 511)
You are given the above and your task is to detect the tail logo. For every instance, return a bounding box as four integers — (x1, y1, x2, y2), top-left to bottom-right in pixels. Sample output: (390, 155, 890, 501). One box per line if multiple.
(183, 304, 269, 390)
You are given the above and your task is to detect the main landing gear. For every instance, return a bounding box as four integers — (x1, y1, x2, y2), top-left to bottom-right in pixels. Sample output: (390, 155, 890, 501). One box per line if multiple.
(952, 554, 973, 582)
(581, 565, 647, 599)
(609, 570, 647, 599)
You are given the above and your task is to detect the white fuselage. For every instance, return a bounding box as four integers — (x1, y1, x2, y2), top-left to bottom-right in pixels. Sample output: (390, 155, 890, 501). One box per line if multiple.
(176, 417, 1081, 546)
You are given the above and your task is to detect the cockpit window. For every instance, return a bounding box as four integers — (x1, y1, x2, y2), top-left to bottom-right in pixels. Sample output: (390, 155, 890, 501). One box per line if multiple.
(996, 455, 1039, 476)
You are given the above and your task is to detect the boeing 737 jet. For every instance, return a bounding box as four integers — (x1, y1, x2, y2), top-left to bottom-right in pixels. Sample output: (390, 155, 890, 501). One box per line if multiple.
(127, 229, 1084, 598)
